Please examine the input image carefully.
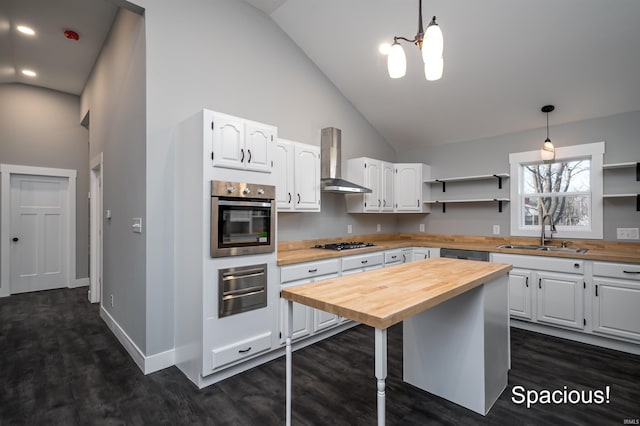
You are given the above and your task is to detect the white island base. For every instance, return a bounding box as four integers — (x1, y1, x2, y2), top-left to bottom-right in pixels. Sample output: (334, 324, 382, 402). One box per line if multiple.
(403, 275, 509, 415)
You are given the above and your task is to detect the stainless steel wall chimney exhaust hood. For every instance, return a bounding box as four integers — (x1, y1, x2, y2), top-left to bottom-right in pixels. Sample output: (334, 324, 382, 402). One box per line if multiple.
(321, 127, 372, 194)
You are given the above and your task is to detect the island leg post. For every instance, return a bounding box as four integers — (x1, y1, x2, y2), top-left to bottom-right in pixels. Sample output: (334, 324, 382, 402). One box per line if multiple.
(286, 300, 293, 426)
(375, 327, 387, 426)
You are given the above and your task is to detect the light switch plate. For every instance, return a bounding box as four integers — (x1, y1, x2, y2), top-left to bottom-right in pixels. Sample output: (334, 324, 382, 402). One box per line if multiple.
(132, 218, 142, 233)
(347, 224, 352, 234)
(377, 224, 381, 232)
(493, 225, 500, 235)
(419, 224, 425, 232)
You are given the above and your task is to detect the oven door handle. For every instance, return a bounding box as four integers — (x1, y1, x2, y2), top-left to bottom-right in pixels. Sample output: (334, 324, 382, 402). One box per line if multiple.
(223, 286, 265, 300)
(217, 200, 272, 208)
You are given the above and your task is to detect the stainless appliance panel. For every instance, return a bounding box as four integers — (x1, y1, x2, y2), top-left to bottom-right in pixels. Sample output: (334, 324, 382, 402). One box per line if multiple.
(219, 264, 267, 318)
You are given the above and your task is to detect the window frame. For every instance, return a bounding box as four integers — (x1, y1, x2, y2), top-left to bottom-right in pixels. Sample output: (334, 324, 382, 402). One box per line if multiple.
(509, 142, 604, 239)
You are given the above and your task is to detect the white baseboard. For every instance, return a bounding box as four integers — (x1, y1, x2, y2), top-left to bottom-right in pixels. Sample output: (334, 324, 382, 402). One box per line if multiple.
(70, 277, 90, 288)
(100, 306, 175, 374)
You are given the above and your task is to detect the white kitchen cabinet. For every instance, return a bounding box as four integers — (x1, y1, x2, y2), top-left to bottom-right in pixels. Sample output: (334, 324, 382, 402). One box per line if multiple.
(274, 139, 320, 212)
(384, 249, 404, 267)
(410, 247, 440, 262)
(592, 261, 640, 342)
(395, 163, 431, 213)
(536, 271, 584, 330)
(212, 111, 275, 173)
(279, 259, 340, 342)
(345, 157, 393, 212)
(401, 248, 413, 263)
(341, 251, 385, 275)
(507, 268, 533, 320)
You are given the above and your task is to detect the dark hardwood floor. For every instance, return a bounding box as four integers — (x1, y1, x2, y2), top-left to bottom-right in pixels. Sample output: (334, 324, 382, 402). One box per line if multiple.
(1, 287, 638, 425)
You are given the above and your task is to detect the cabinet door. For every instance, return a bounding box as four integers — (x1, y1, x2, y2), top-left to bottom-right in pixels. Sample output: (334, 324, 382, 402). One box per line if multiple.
(294, 144, 321, 211)
(381, 161, 394, 211)
(274, 140, 294, 210)
(509, 269, 533, 320)
(592, 277, 640, 342)
(536, 271, 584, 330)
(279, 280, 313, 344)
(245, 122, 274, 172)
(212, 114, 245, 169)
(364, 160, 381, 211)
(312, 272, 340, 331)
(394, 164, 421, 211)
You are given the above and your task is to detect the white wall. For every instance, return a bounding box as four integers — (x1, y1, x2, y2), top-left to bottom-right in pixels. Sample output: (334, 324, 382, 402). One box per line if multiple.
(397, 110, 640, 240)
(0, 83, 89, 280)
(81, 8, 147, 353)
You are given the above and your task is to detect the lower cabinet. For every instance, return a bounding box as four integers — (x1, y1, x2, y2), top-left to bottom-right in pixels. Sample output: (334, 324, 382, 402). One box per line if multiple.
(536, 271, 584, 330)
(592, 261, 640, 342)
(279, 259, 340, 344)
(491, 253, 585, 331)
(411, 247, 440, 261)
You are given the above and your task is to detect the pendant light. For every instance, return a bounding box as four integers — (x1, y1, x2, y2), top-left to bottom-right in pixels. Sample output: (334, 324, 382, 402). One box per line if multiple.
(540, 105, 555, 161)
(383, 0, 443, 81)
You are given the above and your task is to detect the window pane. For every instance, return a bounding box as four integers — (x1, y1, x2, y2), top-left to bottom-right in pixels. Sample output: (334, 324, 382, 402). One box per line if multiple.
(523, 195, 591, 226)
(523, 160, 590, 194)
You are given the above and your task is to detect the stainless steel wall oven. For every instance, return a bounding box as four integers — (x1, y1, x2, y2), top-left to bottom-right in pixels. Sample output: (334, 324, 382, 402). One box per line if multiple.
(218, 263, 267, 317)
(211, 181, 276, 257)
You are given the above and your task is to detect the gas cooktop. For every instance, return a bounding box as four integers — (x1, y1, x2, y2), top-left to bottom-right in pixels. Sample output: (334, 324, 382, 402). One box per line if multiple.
(313, 242, 375, 251)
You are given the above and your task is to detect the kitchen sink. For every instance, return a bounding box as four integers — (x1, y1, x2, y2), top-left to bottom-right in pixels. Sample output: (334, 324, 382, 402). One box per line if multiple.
(497, 244, 588, 254)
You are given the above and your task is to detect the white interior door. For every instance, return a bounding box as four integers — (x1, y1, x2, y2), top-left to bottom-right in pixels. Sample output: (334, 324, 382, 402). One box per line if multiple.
(9, 174, 70, 294)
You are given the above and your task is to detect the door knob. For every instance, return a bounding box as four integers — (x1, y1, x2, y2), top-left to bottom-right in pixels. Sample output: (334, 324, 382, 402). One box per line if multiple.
(12, 237, 19, 242)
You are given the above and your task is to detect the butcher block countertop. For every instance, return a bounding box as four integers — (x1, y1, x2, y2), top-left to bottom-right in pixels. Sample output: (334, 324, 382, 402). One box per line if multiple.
(277, 233, 640, 266)
(281, 257, 512, 329)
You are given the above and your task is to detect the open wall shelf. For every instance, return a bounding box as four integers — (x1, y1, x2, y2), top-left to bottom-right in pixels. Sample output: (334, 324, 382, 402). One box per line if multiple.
(425, 198, 510, 213)
(425, 173, 510, 212)
(603, 161, 639, 210)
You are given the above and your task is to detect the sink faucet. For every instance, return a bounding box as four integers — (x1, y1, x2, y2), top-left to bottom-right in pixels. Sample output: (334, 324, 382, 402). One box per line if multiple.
(540, 214, 557, 246)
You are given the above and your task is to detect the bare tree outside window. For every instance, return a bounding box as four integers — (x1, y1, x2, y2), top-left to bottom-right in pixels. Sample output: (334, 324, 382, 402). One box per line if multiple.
(522, 159, 591, 228)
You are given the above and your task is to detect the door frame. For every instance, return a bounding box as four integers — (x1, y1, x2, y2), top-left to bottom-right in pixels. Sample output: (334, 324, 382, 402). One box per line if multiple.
(0, 164, 77, 297)
(89, 153, 103, 303)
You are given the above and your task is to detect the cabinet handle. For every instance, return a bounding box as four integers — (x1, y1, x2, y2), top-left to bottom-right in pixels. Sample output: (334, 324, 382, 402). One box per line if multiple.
(402, 254, 406, 262)
(288, 193, 292, 203)
(525, 277, 529, 287)
(361, 260, 368, 264)
(240, 148, 245, 163)
(378, 199, 381, 207)
(12, 237, 19, 242)
(622, 270, 640, 274)
(383, 199, 386, 207)
(297, 193, 301, 204)
(417, 200, 419, 207)
(391, 255, 397, 259)
(538, 278, 542, 289)
(238, 347, 252, 354)
(308, 268, 318, 273)
(574, 263, 580, 269)
(595, 284, 599, 296)
(247, 149, 252, 163)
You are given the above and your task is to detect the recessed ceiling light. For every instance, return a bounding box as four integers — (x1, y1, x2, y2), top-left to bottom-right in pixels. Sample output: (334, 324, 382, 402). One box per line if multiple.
(17, 25, 35, 36)
(21, 69, 37, 77)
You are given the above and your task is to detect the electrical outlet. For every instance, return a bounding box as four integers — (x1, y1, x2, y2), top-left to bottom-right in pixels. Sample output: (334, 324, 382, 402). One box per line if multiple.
(419, 224, 425, 233)
(617, 228, 640, 240)
(493, 225, 500, 235)
(377, 224, 381, 232)
(110, 294, 114, 307)
(347, 224, 352, 234)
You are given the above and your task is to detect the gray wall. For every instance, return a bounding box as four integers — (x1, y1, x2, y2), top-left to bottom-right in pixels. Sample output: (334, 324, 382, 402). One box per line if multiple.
(397, 110, 640, 240)
(135, 0, 397, 354)
(0, 83, 89, 280)
(81, 8, 147, 352)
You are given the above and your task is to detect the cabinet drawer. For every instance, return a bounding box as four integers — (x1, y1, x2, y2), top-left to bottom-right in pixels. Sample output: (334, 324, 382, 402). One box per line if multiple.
(211, 331, 272, 370)
(593, 262, 640, 281)
(342, 252, 384, 272)
(384, 250, 403, 264)
(280, 258, 340, 283)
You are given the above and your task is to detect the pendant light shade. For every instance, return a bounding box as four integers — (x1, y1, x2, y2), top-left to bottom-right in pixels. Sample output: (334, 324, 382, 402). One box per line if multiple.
(422, 16, 443, 63)
(424, 56, 443, 81)
(540, 105, 555, 161)
(387, 41, 407, 79)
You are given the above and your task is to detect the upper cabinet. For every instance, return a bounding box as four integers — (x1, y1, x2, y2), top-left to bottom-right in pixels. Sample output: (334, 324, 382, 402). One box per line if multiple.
(274, 138, 320, 212)
(212, 112, 275, 173)
(395, 163, 431, 212)
(346, 158, 430, 213)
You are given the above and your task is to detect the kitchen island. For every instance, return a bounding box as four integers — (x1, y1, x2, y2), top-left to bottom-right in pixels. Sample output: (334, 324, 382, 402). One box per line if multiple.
(281, 257, 512, 425)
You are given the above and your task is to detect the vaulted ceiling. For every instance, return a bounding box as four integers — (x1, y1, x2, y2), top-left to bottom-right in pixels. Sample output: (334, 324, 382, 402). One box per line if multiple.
(3, 0, 640, 151)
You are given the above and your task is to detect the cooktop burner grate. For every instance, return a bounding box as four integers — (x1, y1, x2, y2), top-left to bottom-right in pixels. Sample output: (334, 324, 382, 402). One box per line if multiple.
(313, 241, 375, 251)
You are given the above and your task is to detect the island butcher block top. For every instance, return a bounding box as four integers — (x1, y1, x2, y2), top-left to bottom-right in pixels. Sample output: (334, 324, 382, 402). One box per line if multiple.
(281, 257, 512, 329)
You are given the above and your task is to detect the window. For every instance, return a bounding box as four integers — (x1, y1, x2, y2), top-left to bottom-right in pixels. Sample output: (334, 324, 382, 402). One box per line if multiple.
(509, 142, 604, 239)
